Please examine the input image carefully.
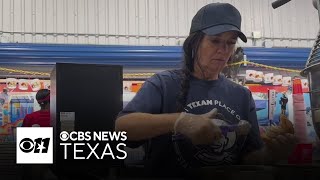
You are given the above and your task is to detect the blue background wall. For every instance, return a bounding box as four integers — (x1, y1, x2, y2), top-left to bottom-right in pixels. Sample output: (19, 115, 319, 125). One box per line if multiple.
(0, 43, 311, 69)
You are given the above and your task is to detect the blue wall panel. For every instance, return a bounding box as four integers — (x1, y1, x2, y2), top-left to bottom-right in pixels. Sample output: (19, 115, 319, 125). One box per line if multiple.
(243, 47, 311, 69)
(0, 43, 311, 69)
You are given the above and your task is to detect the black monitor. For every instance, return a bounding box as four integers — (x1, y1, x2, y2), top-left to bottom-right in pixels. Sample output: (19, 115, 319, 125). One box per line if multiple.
(50, 63, 123, 178)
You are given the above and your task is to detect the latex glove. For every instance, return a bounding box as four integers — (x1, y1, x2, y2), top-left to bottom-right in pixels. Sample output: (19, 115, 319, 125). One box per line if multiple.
(236, 120, 252, 135)
(174, 108, 222, 145)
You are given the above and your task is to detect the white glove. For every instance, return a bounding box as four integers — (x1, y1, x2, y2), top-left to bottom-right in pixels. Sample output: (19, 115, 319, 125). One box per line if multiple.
(235, 120, 252, 135)
(174, 108, 222, 145)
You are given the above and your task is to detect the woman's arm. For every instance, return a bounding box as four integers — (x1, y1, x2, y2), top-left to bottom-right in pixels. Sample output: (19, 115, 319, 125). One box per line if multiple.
(116, 74, 177, 141)
(116, 108, 221, 144)
(115, 112, 180, 141)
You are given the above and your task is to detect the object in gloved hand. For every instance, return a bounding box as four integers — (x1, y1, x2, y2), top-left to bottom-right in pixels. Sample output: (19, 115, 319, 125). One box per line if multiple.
(261, 114, 294, 144)
(210, 112, 251, 136)
(236, 120, 252, 135)
(172, 110, 252, 168)
(210, 118, 251, 136)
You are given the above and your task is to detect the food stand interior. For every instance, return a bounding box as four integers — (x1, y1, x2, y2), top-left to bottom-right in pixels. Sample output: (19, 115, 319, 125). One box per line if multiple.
(0, 43, 319, 179)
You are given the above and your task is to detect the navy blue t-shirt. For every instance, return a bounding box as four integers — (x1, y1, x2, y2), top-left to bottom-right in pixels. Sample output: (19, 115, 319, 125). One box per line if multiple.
(119, 69, 263, 169)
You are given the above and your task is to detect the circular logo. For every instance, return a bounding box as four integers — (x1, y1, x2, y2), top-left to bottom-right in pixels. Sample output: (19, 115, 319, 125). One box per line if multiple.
(60, 131, 69, 141)
(172, 127, 246, 168)
(19, 138, 35, 153)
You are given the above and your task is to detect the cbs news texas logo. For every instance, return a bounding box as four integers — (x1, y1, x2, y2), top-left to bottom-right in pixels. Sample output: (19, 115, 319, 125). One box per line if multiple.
(16, 127, 53, 164)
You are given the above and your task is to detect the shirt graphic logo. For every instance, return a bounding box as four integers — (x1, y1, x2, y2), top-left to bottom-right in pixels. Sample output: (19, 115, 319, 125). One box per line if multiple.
(16, 127, 53, 164)
(173, 131, 238, 167)
(173, 100, 245, 167)
(193, 131, 237, 165)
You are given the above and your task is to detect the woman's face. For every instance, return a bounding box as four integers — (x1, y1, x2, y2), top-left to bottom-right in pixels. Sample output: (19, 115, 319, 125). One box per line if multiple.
(195, 31, 238, 79)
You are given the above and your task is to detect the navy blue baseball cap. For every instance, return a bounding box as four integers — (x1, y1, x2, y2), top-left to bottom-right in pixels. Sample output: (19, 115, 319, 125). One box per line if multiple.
(190, 3, 247, 42)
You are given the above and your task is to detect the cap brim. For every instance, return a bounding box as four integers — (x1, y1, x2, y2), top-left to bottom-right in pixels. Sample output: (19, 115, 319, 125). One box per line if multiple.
(202, 24, 247, 43)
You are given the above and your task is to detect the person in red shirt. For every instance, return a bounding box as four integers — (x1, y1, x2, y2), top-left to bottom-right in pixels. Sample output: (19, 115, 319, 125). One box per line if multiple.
(20, 89, 53, 180)
(22, 89, 50, 127)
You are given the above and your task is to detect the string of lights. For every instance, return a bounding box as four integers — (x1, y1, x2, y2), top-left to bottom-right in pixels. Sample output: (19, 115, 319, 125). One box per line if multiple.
(0, 60, 302, 78)
(227, 61, 301, 73)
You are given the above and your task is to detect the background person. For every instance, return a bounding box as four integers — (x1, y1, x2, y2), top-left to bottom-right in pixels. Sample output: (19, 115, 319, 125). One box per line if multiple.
(279, 92, 288, 115)
(22, 89, 50, 127)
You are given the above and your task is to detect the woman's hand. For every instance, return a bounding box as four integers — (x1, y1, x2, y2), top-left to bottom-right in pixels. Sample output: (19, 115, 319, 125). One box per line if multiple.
(174, 108, 222, 145)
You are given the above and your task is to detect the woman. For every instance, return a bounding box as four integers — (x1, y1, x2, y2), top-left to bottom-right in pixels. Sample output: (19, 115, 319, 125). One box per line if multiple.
(116, 2, 296, 175)
(22, 89, 50, 127)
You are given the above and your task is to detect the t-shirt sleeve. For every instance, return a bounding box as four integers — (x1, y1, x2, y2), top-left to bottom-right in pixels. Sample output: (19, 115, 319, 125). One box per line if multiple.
(118, 75, 163, 117)
(241, 91, 264, 156)
(117, 75, 163, 148)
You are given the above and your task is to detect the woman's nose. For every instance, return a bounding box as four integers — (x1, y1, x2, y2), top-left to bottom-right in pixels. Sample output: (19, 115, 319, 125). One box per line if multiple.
(217, 42, 229, 53)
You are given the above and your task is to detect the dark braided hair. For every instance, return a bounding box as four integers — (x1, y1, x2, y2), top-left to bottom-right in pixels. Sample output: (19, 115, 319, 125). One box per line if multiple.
(176, 31, 205, 112)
